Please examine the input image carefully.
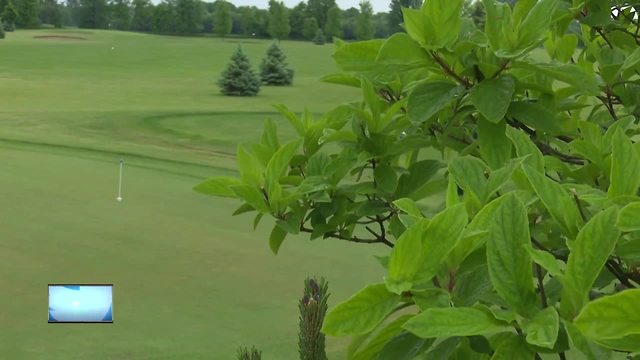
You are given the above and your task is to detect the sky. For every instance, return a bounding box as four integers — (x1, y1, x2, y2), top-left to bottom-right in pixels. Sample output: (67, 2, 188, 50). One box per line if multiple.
(220, 0, 390, 13)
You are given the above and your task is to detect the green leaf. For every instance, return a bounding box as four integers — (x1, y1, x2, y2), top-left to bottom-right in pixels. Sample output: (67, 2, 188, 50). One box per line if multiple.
(560, 207, 620, 318)
(269, 224, 287, 254)
(412, 288, 451, 310)
(622, 47, 640, 71)
(396, 160, 444, 199)
(608, 128, 640, 199)
(564, 321, 613, 360)
(333, 39, 385, 72)
(237, 145, 263, 186)
(376, 33, 431, 68)
(374, 163, 398, 194)
(618, 202, 640, 232)
(449, 155, 489, 203)
(323, 283, 400, 336)
(478, 117, 513, 169)
(446, 175, 460, 207)
(402, 7, 435, 46)
(555, 34, 578, 63)
(423, 0, 465, 48)
(491, 335, 535, 360)
(486, 193, 537, 317)
(483, 0, 512, 52)
(349, 315, 414, 360)
(522, 164, 581, 238)
(320, 73, 362, 88)
(517, 0, 559, 47)
(385, 219, 430, 293)
(265, 139, 302, 185)
(526, 247, 562, 277)
(470, 76, 515, 123)
(407, 80, 462, 124)
(515, 62, 600, 95)
(506, 101, 562, 135)
(260, 119, 280, 153)
(412, 204, 468, 288)
(194, 176, 242, 198)
(506, 127, 544, 172)
(272, 104, 305, 136)
(230, 185, 270, 213)
(376, 331, 433, 360)
(523, 307, 560, 349)
(393, 198, 422, 217)
(574, 289, 640, 343)
(403, 307, 509, 338)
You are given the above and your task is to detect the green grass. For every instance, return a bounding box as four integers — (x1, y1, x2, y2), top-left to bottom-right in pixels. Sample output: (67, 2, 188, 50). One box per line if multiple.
(0, 29, 383, 359)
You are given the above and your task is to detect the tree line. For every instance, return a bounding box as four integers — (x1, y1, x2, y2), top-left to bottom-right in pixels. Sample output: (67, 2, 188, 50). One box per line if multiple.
(0, 0, 437, 41)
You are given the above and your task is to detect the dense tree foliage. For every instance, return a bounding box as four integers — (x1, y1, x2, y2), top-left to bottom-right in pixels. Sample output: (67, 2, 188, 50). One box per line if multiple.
(267, 0, 289, 40)
(388, 0, 421, 33)
(0, 20, 4, 37)
(260, 43, 294, 86)
(302, 16, 318, 40)
(0, 0, 18, 29)
(218, 47, 260, 96)
(288, 1, 306, 39)
(305, 0, 334, 30)
(198, 0, 640, 358)
(323, 4, 341, 40)
(130, 0, 152, 31)
(214, 0, 232, 38)
(109, 0, 130, 30)
(355, 0, 373, 40)
(79, 0, 108, 29)
(15, 0, 39, 27)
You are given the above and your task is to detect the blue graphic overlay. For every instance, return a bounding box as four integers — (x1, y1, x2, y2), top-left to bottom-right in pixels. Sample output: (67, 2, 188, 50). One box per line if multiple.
(48, 285, 113, 322)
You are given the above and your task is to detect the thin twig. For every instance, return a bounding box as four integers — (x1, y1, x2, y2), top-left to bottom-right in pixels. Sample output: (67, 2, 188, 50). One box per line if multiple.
(430, 51, 472, 88)
(299, 225, 394, 248)
(536, 264, 548, 307)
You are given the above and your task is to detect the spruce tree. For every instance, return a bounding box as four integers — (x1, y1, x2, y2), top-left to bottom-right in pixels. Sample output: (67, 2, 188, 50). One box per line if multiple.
(260, 43, 294, 86)
(312, 28, 325, 45)
(298, 278, 329, 360)
(237, 346, 261, 360)
(1, 0, 18, 30)
(218, 47, 261, 96)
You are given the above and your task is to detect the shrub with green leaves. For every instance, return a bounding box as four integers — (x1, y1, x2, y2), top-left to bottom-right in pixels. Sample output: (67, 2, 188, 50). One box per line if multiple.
(218, 47, 261, 97)
(313, 29, 325, 45)
(198, 0, 640, 357)
(260, 43, 295, 86)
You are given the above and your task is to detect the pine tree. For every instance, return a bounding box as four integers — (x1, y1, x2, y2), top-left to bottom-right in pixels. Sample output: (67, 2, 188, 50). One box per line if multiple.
(312, 28, 325, 44)
(237, 346, 261, 360)
(260, 42, 294, 86)
(298, 278, 329, 360)
(218, 47, 261, 96)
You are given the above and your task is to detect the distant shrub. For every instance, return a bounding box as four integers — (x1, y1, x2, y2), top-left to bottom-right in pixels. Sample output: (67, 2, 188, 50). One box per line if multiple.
(260, 43, 294, 86)
(0, 22, 4, 39)
(237, 346, 261, 360)
(312, 29, 325, 45)
(218, 46, 261, 97)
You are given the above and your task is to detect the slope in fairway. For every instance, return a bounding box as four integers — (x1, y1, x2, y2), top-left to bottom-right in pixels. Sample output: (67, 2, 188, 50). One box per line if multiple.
(0, 30, 379, 359)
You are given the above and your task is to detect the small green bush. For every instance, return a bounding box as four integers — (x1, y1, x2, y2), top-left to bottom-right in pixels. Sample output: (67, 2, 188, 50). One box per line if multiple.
(218, 47, 261, 97)
(260, 43, 294, 86)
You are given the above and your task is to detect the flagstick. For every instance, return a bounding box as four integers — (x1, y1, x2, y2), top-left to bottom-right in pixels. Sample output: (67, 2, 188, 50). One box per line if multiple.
(117, 159, 124, 202)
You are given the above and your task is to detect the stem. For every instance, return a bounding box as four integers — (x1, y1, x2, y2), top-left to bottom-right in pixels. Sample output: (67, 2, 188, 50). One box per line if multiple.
(571, 190, 588, 222)
(559, 353, 567, 360)
(596, 27, 614, 49)
(430, 51, 472, 88)
(300, 225, 394, 248)
(536, 264, 548, 307)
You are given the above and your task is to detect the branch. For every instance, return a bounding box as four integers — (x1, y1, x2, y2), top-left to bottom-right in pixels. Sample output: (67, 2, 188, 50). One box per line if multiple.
(536, 142, 585, 165)
(300, 225, 394, 248)
(536, 264, 548, 307)
(595, 27, 614, 49)
(430, 51, 472, 88)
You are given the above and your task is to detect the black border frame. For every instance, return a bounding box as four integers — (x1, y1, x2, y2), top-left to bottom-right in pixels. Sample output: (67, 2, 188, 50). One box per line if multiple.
(47, 283, 114, 324)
